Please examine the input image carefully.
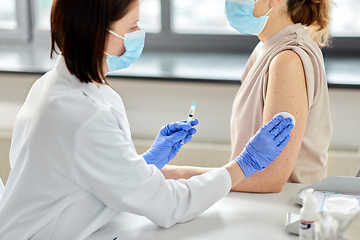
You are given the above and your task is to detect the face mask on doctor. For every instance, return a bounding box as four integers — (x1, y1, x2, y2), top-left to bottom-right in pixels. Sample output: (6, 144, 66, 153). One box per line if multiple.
(225, 0, 273, 35)
(104, 29, 146, 72)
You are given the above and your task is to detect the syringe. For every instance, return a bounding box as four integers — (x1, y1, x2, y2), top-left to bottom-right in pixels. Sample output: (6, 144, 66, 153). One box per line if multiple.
(186, 101, 196, 122)
(181, 101, 196, 145)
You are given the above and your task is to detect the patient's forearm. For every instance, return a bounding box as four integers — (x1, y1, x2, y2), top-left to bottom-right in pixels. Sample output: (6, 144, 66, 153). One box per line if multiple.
(161, 163, 287, 193)
(162, 163, 246, 188)
(230, 168, 287, 193)
(161, 165, 215, 180)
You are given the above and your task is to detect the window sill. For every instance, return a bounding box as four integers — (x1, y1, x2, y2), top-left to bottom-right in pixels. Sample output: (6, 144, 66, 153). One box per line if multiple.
(0, 46, 359, 88)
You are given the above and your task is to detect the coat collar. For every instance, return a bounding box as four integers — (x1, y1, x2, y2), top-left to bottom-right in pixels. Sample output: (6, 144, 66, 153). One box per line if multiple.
(54, 55, 111, 109)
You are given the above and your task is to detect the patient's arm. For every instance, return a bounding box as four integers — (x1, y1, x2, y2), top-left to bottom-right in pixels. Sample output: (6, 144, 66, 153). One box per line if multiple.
(231, 50, 308, 193)
(162, 50, 308, 193)
(161, 165, 215, 180)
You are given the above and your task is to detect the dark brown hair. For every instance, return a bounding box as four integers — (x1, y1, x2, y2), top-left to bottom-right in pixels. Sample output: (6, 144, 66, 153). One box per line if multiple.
(50, 0, 137, 83)
(287, 0, 332, 47)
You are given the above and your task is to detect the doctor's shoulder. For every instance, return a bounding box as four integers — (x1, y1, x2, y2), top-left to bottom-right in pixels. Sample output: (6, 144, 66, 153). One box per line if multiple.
(28, 70, 105, 128)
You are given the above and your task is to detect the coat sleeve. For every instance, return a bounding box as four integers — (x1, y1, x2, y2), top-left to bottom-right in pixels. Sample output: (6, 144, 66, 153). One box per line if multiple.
(72, 110, 231, 228)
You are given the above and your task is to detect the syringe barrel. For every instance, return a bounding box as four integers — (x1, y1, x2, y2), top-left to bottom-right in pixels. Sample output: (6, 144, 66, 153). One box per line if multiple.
(187, 107, 195, 122)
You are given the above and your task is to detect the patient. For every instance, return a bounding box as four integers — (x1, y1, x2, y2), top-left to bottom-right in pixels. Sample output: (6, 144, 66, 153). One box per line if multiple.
(162, 0, 333, 193)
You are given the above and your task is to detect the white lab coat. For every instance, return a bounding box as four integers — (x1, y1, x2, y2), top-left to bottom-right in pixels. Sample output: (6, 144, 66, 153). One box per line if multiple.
(0, 55, 231, 240)
(0, 178, 4, 200)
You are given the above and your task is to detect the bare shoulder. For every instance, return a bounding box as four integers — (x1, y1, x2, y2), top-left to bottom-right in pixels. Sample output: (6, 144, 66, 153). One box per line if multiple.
(265, 49, 308, 119)
(271, 50, 303, 67)
(270, 50, 304, 74)
(268, 50, 305, 86)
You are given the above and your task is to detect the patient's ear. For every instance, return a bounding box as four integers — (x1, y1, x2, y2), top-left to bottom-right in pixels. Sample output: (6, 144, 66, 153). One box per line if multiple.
(269, 0, 283, 8)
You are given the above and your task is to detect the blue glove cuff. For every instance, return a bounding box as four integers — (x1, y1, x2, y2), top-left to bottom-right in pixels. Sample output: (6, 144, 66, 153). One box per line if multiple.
(235, 150, 257, 180)
(141, 150, 167, 170)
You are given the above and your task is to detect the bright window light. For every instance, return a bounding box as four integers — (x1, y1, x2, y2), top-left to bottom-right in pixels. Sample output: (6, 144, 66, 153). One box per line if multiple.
(331, 0, 360, 37)
(172, 0, 237, 34)
(0, 0, 17, 30)
(33, 0, 161, 33)
(139, 0, 161, 33)
(172, 0, 360, 37)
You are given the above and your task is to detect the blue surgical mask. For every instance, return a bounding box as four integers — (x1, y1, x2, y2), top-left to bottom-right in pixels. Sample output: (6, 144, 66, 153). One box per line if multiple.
(225, 0, 273, 35)
(104, 29, 146, 72)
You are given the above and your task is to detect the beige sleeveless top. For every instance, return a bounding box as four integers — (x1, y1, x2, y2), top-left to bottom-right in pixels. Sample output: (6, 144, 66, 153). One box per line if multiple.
(230, 24, 333, 183)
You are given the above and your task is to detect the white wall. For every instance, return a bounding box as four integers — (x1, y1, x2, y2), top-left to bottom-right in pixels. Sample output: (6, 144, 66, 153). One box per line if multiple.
(328, 89, 360, 147)
(107, 78, 360, 149)
(107, 78, 239, 144)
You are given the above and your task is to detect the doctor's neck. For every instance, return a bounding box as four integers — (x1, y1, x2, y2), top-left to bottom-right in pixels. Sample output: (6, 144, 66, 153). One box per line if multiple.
(92, 57, 110, 88)
(93, 81, 102, 88)
(257, 3, 294, 43)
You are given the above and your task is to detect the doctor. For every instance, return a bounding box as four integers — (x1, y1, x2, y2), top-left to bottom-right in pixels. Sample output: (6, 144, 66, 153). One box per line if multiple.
(0, 0, 294, 239)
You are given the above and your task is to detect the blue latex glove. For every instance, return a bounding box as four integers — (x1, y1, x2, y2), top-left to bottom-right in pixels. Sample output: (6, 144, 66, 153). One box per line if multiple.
(142, 119, 199, 170)
(234, 115, 294, 179)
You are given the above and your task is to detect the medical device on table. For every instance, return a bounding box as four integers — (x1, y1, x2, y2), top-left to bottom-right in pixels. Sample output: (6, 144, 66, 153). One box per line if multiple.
(285, 176, 360, 235)
(299, 188, 318, 240)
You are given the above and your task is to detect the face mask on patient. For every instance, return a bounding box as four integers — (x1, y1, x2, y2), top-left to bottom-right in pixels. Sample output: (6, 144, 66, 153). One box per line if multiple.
(225, 0, 273, 35)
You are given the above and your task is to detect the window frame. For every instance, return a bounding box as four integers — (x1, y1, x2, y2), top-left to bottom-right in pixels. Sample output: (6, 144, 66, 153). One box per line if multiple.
(0, 0, 31, 43)
(142, 0, 360, 56)
(2, 0, 360, 56)
(30, 0, 52, 47)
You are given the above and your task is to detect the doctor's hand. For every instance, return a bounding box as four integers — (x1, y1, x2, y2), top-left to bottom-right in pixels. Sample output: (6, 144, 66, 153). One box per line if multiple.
(234, 115, 294, 179)
(142, 119, 199, 170)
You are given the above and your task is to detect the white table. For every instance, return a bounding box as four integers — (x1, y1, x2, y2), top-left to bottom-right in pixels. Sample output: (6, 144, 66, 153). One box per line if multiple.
(91, 183, 307, 240)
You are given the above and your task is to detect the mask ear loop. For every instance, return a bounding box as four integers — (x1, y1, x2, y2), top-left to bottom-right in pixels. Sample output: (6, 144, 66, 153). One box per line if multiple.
(108, 30, 125, 40)
(253, 0, 273, 17)
(264, 7, 273, 16)
(104, 30, 126, 56)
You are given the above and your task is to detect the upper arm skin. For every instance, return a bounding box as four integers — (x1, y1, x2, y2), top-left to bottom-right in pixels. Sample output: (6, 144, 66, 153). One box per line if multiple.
(231, 50, 309, 193)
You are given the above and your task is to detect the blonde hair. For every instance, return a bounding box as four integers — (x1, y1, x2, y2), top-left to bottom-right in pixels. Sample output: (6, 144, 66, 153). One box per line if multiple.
(287, 0, 332, 47)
